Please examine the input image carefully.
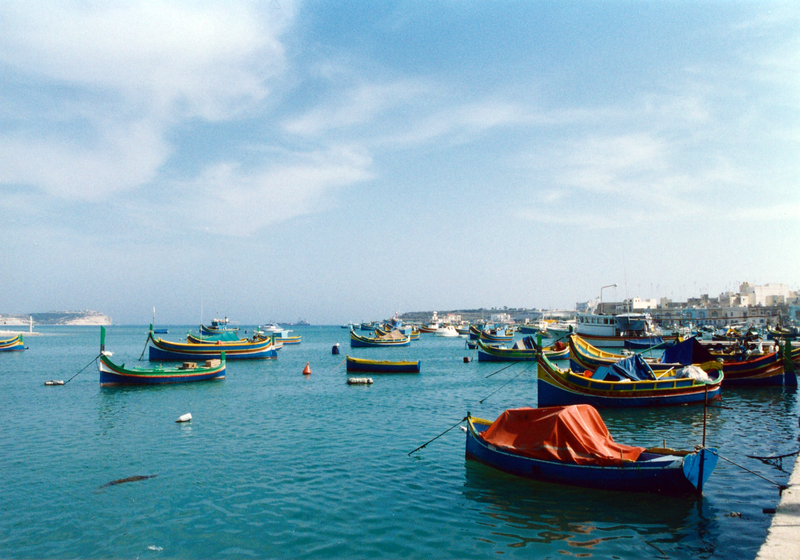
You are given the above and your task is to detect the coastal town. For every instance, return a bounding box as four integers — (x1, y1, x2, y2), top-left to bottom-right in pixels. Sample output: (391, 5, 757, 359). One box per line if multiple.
(398, 282, 800, 331)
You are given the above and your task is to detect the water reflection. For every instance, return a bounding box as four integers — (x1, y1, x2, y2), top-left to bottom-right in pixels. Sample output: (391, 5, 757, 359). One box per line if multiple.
(461, 460, 719, 558)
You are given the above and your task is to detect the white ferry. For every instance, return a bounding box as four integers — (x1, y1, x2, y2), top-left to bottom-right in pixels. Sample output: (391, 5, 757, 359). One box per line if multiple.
(575, 312, 677, 348)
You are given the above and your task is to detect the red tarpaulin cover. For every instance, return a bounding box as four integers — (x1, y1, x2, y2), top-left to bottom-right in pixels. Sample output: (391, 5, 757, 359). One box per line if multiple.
(478, 405, 645, 466)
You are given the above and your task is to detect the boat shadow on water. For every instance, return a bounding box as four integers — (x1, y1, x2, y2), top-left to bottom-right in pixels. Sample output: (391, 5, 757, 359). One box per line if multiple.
(460, 460, 720, 556)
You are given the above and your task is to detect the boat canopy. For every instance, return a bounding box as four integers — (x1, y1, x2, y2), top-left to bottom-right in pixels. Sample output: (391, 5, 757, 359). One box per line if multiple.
(195, 331, 241, 342)
(591, 353, 656, 381)
(478, 405, 644, 466)
(661, 337, 715, 365)
(376, 329, 407, 340)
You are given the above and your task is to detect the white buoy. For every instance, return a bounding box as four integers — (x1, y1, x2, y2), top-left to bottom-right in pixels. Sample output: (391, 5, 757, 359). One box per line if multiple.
(347, 377, 373, 385)
(44, 380, 65, 386)
(176, 413, 192, 423)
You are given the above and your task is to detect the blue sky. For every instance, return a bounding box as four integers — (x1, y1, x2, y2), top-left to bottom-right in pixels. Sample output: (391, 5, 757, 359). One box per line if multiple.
(1, 1, 798, 325)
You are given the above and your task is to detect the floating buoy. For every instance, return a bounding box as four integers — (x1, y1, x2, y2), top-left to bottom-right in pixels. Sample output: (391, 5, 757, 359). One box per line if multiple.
(303, 362, 311, 375)
(176, 413, 192, 423)
(347, 377, 373, 385)
(332, 343, 340, 355)
(44, 380, 65, 386)
(463, 357, 471, 363)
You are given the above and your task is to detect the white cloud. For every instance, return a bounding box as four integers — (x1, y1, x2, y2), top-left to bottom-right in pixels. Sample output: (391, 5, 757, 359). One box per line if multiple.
(136, 146, 375, 236)
(0, 1, 294, 201)
(0, 118, 169, 200)
(283, 80, 433, 136)
(0, 1, 290, 120)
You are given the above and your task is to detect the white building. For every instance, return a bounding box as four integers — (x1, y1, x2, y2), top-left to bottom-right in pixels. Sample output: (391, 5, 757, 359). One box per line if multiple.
(740, 282, 793, 306)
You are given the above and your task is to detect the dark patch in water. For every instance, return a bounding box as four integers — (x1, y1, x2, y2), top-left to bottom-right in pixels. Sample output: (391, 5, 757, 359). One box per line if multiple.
(101, 475, 157, 488)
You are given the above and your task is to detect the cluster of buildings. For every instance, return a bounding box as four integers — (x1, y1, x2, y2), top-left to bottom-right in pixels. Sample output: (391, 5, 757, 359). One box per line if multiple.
(592, 282, 800, 328)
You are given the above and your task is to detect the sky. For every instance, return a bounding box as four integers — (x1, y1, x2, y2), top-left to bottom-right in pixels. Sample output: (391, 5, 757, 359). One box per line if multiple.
(1, 1, 798, 325)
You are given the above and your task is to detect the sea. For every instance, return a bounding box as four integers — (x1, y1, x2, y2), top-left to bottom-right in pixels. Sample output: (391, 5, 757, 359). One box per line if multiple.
(1, 325, 797, 559)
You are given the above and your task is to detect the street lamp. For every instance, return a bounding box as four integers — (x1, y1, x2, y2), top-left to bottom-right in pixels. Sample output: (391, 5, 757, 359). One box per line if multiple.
(600, 283, 618, 314)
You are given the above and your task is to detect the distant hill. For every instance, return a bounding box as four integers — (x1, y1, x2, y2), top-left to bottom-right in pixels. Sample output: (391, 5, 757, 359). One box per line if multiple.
(0, 311, 112, 326)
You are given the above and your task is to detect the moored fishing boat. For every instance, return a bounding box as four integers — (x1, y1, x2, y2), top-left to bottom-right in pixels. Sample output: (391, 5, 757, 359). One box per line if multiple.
(537, 352, 723, 407)
(345, 355, 421, 373)
(148, 326, 279, 360)
(465, 405, 717, 494)
(350, 328, 411, 348)
(257, 328, 301, 344)
(419, 311, 441, 334)
(476, 337, 568, 362)
(199, 317, 238, 335)
(375, 325, 419, 341)
(0, 333, 25, 352)
(767, 325, 800, 340)
(478, 326, 514, 343)
(571, 335, 787, 386)
(98, 327, 225, 386)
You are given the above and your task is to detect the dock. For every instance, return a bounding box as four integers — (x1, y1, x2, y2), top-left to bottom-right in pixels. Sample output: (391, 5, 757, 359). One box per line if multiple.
(756, 446, 800, 559)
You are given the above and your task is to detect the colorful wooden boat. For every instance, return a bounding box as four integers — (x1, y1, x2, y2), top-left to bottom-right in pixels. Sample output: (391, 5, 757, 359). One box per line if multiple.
(257, 328, 301, 344)
(466, 405, 717, 494)
(98, 327, 225, 386)
(476, 337, 568, 362)
(199, 317, 238, 335)
(375, 325, 420, 341)
(537, 352, 723, 407)
(767, 326, 799, 340)
(148, 326, 278, 360)
(350, 328, 411, 348)
(345, 355, 420, 373)
(570, 335, 786, 386)
(0, 333, 25, 352)
(478, 326, 514, 343)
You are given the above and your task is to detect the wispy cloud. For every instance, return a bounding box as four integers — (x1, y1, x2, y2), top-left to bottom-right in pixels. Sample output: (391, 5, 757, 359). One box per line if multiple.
(0, 1, 294, 201)
(129, 145, 375, 236)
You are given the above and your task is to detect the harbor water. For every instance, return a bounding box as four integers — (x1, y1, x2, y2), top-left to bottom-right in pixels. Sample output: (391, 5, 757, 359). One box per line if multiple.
(1, 325, 798, 559)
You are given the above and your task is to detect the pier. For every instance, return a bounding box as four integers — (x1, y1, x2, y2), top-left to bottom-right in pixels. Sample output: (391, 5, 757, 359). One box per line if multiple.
(756, 444, 800, 558)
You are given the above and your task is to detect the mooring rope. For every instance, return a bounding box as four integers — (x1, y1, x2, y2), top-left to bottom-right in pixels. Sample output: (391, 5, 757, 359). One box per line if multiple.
(408, 417, 468, 456)
(479, 362, 538, 404)
(702, 447, 788, 491)
(484, 360, 523, 379)
(47, 353, 102, 385)
(329, 358, 346, 374)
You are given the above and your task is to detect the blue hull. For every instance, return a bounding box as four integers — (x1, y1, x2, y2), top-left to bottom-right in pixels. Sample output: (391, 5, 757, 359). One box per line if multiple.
(466, 420, 714, 494)
(537, 378, 721, 407)
(350, 339, 411, 348)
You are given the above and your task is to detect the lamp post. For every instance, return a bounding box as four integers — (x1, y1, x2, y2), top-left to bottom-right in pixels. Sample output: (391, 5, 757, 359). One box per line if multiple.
(600, 284, 618, 314)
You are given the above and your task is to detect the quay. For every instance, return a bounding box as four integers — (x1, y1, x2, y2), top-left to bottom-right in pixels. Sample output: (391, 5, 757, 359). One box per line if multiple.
(756, 440, 800, 559)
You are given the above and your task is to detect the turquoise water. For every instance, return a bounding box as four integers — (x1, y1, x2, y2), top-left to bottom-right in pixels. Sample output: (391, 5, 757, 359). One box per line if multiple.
(1, 325, 797, 559)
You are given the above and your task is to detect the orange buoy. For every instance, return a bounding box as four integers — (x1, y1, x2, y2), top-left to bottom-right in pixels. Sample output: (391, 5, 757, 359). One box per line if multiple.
(302, 362, 311, 375)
